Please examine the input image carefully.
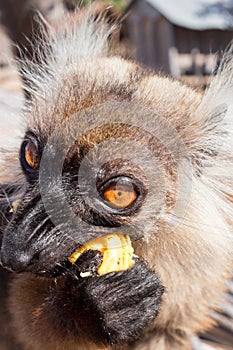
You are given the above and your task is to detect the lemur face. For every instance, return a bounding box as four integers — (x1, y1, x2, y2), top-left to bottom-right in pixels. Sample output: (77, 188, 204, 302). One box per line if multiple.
(0, 12, 232, 350)
(1, 97, 180, 277)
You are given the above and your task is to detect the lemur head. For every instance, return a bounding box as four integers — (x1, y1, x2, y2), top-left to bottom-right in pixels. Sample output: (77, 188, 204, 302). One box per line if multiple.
(0, 8, 233, 348)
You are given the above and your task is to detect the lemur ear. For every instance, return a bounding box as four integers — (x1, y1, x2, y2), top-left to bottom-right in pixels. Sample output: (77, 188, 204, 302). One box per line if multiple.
(189, 59, 233, 208)
(190, 47, 233, 175)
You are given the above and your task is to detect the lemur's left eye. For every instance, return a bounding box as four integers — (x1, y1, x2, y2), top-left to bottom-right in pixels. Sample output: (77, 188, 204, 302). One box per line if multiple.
(101, 178, 138, 209)
(20, 133, 40, 172)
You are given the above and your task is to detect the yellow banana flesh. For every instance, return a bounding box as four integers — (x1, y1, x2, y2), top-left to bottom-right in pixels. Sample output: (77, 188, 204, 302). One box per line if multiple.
(68, 233, 135, 276)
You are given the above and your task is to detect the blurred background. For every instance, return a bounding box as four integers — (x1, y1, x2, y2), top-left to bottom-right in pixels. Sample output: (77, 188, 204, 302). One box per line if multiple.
(1, 0, 233, 88)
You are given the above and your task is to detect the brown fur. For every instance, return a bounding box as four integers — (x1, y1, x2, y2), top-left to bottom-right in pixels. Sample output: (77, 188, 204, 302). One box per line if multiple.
(0, 7, 232, 350)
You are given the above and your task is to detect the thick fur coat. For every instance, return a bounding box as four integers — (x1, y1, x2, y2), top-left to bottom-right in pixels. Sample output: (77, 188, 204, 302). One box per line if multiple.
(0, 7, 233, 350)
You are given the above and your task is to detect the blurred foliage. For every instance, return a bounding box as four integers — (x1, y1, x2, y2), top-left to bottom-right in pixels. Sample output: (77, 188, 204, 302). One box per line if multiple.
(76, 0, 129, 10)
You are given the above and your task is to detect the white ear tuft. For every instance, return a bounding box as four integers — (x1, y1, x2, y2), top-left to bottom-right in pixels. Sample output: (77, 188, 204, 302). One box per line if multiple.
(21, 8, 115, 98)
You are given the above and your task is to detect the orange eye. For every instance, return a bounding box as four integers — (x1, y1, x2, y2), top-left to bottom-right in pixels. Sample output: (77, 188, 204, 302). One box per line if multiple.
(24, 141, 39, 169)
(103, 182, 138, 209)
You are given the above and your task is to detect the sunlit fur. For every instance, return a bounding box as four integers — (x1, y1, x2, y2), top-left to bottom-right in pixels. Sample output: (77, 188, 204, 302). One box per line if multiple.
(0, 6, 233, 350)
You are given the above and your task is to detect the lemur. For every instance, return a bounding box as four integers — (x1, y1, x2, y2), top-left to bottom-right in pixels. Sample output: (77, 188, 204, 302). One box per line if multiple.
(0, 4, 232, 350)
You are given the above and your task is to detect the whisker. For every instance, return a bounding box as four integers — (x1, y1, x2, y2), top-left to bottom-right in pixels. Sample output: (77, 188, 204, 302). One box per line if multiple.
(0, 209, 10, 224)
(25, 216, 51, 244)
(1, 187, 12, 208)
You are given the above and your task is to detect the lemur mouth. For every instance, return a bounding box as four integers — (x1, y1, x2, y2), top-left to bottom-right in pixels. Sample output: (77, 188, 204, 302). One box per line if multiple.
(1, 225, 136, 278)
(69, 234, 136, 275)
(45, 233, 136, 279)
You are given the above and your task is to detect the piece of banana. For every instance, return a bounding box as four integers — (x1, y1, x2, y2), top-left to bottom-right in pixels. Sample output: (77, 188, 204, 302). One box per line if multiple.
(68, 233, 135, 276)
(10, 199, 21, 213)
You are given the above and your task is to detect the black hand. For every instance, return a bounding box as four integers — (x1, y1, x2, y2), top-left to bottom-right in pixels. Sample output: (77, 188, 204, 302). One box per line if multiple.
(77, 260, 164, 345)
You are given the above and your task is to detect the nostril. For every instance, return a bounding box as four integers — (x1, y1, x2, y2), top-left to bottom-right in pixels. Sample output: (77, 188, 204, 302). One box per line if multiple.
(0, 250, 36, 273)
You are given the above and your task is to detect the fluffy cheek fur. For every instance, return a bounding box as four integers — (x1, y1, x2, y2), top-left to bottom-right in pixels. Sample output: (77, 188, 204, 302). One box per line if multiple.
(136, 182, 232, 342)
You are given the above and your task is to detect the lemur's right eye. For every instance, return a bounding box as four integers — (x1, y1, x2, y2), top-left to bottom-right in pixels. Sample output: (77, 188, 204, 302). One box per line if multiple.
(20, 133, 40, 172)
(103, 181, 137, 209)
(24, 141, 39, 169)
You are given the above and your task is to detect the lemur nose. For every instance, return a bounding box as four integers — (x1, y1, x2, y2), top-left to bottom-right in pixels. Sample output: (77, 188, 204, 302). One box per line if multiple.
(0, 250, 34, 273)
